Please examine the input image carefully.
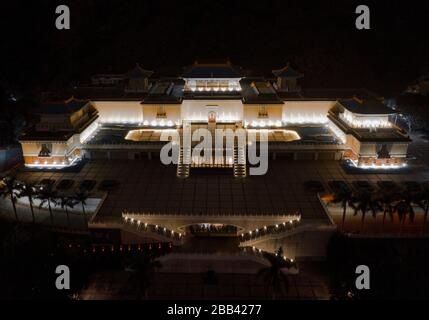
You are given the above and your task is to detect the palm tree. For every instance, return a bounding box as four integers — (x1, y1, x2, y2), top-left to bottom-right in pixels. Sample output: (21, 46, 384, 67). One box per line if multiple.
(0, 175, 19, 221)
(394, 191, 415, 234)
(59, 196, 77, 227)
(125, 254, 162, 299)
(421, 197, 429, 235)
(377, 189, 396, 232)
(412, 187, 429, 235)
(330, 188, 354, 230)
(17, 181, 38, 224)
(350, 190, 382, 233)
(36, 184, 58, 225)
(257, 247, 295, 300)
(74, 189, 89, 222)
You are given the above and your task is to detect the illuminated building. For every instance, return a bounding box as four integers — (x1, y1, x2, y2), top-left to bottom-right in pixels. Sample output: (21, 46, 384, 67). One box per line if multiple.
(19, 60, 411, 172)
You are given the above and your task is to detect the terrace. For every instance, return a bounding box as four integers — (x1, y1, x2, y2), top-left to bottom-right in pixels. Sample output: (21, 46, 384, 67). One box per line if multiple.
(84, 123, 340, 148)
(328, 112, 410, 143)
(3, 127, 429, 236)
(4, 156, 427, 222)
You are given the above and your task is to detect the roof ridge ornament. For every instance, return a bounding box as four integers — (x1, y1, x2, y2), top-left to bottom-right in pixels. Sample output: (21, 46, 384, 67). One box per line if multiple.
(272, 62, 303, 79)
(353, 95, 364, 104)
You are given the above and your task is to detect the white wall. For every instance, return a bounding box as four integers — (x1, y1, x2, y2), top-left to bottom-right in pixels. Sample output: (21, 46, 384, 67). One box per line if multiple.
(20, 141, 69, 157)
(79, 120, 99, 143)
(341, 110, 390, 128)
(358, 142, 409, 158)
(389, 143, 409, 158)
(92, 101, 143, 123)
(243, 104, 283, 124)
(181, 100, 243, 122)
(283, 101, 335, 123)
(142, 104, 181, 124)
(92, 99, 338, 125)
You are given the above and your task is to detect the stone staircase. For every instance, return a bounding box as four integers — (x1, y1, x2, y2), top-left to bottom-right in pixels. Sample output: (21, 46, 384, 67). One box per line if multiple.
(122, 217, 183, 246)
(89, 217, 183, 246)
(233, 138, 247, 178)
(239, 217, 302, 247)
(177, 122, 191, 178)
(176, 143, 191, 178)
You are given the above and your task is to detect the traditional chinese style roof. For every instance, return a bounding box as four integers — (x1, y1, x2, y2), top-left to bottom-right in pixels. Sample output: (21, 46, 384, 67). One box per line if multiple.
(126, 64, 154, 79)
(37, 97, 90, 114)
(272, 62, 303, 78)
(182, 60, 242, 78)
(338, 97, 394, 115)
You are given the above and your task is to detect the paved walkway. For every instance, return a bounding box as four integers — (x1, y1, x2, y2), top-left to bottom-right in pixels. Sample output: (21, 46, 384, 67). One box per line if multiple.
(79, 262, 330, 300)
(15, 160, 336, 221)
(5, 157, 429, 235)
(180, 236, 241, 253)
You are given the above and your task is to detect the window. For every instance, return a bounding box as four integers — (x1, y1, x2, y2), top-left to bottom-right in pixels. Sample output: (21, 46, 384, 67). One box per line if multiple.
(38, 143, 52, 157)
(156, 105, 166, 118)
(377, 144, 391, 159)
(258, 105, 268, 118)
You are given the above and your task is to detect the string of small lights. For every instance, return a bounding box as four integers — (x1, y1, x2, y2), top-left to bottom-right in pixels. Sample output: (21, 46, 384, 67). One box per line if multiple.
(122, 216, 183, 242)
(58, 242, 174, 254)
(241, 246, 294, 264)
(240, 215, 301, 242)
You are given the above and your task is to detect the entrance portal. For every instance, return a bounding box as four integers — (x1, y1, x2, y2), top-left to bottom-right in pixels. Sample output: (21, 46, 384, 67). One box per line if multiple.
(208, 111, 216, 123)
(187, 223, 237, 237)
(182, 223, 240, 253)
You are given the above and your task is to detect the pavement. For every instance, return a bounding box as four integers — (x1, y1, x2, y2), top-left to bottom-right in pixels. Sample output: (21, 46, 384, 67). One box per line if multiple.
(79, 262, 330, 300)
(2, 135, 429, 234)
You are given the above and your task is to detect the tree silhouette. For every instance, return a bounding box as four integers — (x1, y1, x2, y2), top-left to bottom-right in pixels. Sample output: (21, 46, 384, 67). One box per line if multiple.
(330, 188, 354, 230)
(74, 189, 89, 222)
(394, 191, 415, 234)
(17, 181, 38, 224)
(350, 190, 382, 233)
(125, 254, 162, 299)
(0, 175, 19, 221)
(36, 184, 58, 225)
(411, 187, 429, 235)
(59, 195, 78, 227)
(376, 189, 396, 232)
(257, 247, 295, 299)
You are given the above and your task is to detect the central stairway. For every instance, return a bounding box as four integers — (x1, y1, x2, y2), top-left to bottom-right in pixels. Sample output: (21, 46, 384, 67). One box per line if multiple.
(176, 122, 191, 178)
(177, 143, 191, 178)
(233, 138, 247, 178)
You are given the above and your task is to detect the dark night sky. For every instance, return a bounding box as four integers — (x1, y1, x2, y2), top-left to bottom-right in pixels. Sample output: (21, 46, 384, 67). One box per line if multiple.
(1, 0, 428, 95)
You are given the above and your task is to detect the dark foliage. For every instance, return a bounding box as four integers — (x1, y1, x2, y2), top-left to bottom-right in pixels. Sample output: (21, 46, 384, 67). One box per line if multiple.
(327, 232, 429, 299)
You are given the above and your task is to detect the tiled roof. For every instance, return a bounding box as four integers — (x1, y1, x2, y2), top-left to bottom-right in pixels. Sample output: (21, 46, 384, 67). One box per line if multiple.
(126, 64, 154, 79)
(240, 78, 283, 104)
(37, 97, 89, 114)
(142, 80, 184, 104)
(182, 61, 242, 78)
(339, 97, 394, 115)
(300, 88, 373, 100)
(272, 63, 303, 78)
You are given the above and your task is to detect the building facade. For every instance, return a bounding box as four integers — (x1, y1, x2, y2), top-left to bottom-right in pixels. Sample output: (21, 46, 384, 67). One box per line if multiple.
(19, 61, 411, 174)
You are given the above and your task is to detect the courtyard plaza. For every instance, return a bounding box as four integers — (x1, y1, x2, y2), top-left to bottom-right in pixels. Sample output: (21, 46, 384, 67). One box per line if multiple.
(2, 153, 429, 235)
(14, 159, 338, 220)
